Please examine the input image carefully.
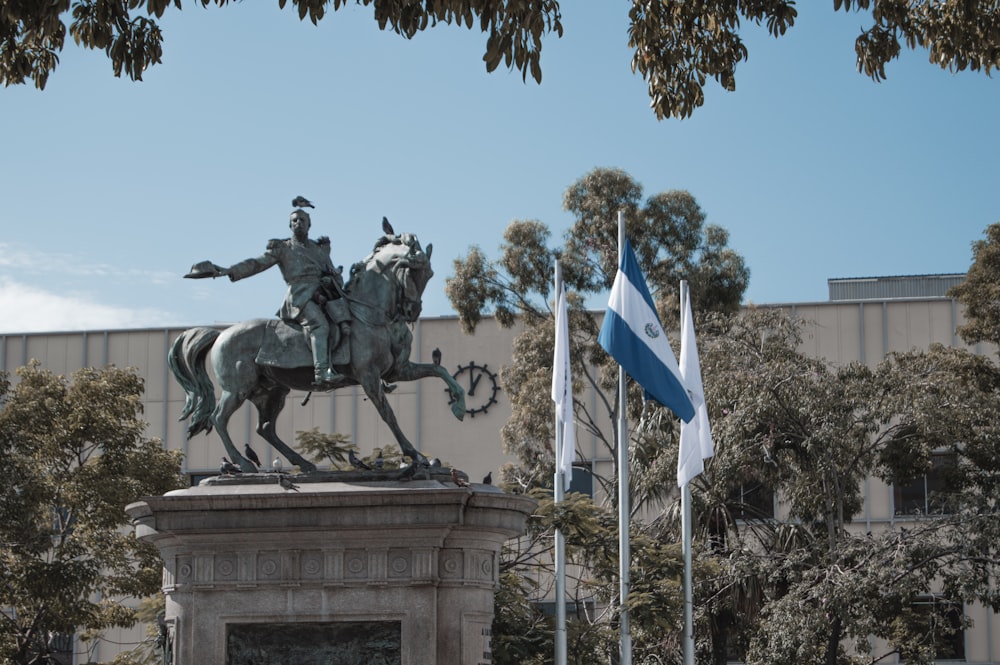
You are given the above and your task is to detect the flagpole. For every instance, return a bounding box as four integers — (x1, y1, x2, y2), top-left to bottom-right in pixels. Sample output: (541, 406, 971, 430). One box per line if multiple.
(554, 259, 568, 665)
(616, 211, 632, 665)
(680, 280, 695, 665)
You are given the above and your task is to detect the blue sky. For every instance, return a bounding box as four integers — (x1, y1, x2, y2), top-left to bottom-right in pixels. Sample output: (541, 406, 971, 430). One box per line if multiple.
(1, 2, 997, 334)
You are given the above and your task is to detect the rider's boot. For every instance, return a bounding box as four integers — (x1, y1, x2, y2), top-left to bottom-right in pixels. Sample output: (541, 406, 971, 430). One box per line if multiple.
(310, 332, 338, 387)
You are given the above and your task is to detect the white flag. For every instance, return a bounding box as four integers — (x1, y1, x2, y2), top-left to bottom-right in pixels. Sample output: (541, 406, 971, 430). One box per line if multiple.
(551, 285, 575, 490)
(678, 286, 714, 487)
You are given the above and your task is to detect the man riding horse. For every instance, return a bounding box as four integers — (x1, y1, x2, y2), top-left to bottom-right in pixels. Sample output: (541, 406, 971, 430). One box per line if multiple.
(202, 207, 351, 387)
(172, 208, 467, 473)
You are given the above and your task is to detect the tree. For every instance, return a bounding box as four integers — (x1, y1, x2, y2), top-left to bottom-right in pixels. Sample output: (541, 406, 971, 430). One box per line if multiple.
(447, 166, 748, 477)
(687, 308, 1000, 665)
(949, 221, 1000, 348)
(448, 167, 748, 662)
(0, 363, 185, 665)
(3, 1, 999, 119)
(450, 173, 1000, 663)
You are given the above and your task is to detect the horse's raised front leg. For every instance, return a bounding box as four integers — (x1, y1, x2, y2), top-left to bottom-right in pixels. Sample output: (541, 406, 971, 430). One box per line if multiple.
(249, 385, 317, 473)
(359, 372, 428, 465)
(390, 362, 466, 421)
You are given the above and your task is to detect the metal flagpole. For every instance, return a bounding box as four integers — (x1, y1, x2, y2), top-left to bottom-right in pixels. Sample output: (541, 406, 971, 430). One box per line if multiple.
(680, 280, 695, 665)
(616, 211, 632, 665)
(554, 259, 568, 665)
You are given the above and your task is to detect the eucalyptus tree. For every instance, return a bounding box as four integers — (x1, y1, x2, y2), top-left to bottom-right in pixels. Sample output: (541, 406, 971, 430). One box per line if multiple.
(0, 363, 185, 665)
(446, 166, 748, 487)
(5, 1, 1000, 119)
(447, 166, 748, 663)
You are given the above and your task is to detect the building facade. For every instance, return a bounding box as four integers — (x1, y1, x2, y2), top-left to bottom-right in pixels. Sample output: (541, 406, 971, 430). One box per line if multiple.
(2, 274, 997, 663)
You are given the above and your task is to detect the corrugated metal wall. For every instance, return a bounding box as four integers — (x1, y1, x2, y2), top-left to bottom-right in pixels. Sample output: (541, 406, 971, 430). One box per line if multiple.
(828, 274, 966, 301)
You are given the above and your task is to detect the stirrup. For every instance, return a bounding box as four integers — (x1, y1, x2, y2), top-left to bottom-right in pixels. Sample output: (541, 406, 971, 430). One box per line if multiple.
(313, 367, 338, 386)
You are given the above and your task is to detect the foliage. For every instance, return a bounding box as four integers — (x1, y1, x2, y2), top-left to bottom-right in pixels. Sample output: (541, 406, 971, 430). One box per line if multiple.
(296, 428, 406, 470)
(0, 363, 185, 665)
(459, 178, 1000, 663)
(0, 0, 562, 90)
(103, 595, 166, 665)
(950, 221, 1000, 347)
(484, 290, 1000, 663)
(447, 166, 749, 477)
(628, 0, 1000, 119)
(457, 170, 748, 661)
(495, 488, 692, 664)
(4, 2, 999, 119)
(686, 310, 1000, 665)
(296, 428, 355, 468)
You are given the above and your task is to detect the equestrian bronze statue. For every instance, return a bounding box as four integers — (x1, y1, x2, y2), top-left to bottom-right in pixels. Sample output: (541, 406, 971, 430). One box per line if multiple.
(169, 203, 466, 472)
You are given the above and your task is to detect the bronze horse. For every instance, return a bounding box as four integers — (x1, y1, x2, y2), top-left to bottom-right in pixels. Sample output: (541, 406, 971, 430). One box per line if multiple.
(168, 233, 466, 472)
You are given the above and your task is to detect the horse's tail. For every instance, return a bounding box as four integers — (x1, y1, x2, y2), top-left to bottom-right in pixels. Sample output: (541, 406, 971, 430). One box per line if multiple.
(167, 327, 221, 438)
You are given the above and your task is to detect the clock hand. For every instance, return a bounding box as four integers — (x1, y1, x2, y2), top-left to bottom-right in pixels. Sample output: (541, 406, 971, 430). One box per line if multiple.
(468, 371, 482, 396)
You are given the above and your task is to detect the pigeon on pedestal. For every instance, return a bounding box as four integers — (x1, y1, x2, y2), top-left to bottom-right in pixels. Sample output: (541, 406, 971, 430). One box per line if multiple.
(244, 443, 262, 469)
(349, 449, 372, 471)
(451, 469, 470, 488)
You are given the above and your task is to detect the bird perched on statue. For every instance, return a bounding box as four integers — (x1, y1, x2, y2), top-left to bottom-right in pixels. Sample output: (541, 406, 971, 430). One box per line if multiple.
(349, 449, 372, 471)
(292, 195, 314, 208)
(220, 457, 241, 476)
(382, 216, 395, 235)
(374, 450, 384, 470)
(278, 474, 300, 492)
(451, 469, 471, 488)
(244, 443, 262, 469)
(482, 471, 492, 485)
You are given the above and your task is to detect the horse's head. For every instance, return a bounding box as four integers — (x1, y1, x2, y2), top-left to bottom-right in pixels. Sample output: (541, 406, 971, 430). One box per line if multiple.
(352, 233, 434, 323)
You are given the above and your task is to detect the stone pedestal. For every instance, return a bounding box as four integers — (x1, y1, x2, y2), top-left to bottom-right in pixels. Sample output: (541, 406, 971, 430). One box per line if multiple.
(126, 477, 535, 665)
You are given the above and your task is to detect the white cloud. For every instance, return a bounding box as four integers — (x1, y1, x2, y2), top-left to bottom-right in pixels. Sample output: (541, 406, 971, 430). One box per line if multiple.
(0, 242, 175, 283)
(0, 278, 173, 334)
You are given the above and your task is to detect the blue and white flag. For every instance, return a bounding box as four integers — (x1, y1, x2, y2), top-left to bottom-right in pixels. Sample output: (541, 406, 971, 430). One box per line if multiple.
(678, 285, 714, 487)
(599, 239, 695, 423)
(552, 284, 575, 491)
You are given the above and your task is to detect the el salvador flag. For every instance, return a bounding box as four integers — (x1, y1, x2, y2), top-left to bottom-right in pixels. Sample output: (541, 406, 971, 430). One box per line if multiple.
(598, 238, 695, 423)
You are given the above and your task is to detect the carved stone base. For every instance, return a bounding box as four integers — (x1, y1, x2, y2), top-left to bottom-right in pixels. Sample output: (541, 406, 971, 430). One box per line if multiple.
(127, 477, 535, 665)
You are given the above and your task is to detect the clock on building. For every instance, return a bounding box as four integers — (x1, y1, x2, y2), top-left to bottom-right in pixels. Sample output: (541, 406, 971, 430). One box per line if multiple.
(449, 361, 500, 417)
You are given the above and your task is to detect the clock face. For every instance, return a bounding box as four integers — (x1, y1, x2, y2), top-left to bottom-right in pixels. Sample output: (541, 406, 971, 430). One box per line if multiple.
(449, 361, 500, 417)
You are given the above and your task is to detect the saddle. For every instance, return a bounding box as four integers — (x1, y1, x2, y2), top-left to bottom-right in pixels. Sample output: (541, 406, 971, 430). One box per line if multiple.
(255, 320, 308, 368)
(255, 319, 347, 369)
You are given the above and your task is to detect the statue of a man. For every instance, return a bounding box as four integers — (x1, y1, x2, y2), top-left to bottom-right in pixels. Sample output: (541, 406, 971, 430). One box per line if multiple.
(211, 208, 351, 386)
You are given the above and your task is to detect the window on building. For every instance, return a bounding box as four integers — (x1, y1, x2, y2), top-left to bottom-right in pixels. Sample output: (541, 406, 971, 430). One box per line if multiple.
(908, 595, 965, 662)
(894, 452, 957, 516)
(542, 464, 595, 499)
(46, 632, 74, 665)
(567, 465, 594, 498)
(726, 482, 775, 520)
(535, 599, 596, 620)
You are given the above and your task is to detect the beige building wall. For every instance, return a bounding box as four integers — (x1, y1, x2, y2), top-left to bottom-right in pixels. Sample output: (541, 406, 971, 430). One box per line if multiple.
(3, 291, 998, 663)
